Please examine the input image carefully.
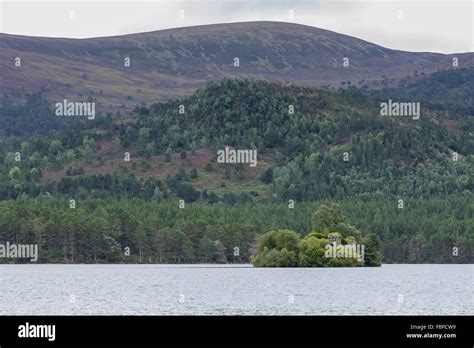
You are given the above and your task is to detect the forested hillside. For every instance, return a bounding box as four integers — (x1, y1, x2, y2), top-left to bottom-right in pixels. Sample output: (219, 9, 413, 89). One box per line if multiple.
(0, 79, 472, 263)
(369, 67, 474, 115)
(0, 93, 82, 136)
(1, 79, 471, 201)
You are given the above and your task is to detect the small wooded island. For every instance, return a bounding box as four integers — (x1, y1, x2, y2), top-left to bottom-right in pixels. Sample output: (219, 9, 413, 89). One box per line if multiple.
(252, 204, 382, 267)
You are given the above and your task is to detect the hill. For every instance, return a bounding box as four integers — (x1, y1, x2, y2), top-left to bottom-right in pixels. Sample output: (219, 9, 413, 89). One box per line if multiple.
(0, 78, 472, 264)
(1, 21, 474, 110)
(1, 78, 471, 201)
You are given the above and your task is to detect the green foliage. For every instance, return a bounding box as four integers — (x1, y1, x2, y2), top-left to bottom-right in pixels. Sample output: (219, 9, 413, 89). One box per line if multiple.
(165, 149, 172, 162)
(0, 94, 82, 136)
(252, 205, 374, 267)
(260, 168, 273, 184)
(0, 197, 470, 264)
(0, 79, 471, 203)
(311, 204, 344, 232)
(176, 182, 200, 202)
(252, 247, 298, 267)
(274, 230, 300, 253)
(253, 229, 300, 267)
(363, 234, 382, 267)
(0, 79, 471, 264)
(369, 67, 474, 114)
(298, 236, 327, 267)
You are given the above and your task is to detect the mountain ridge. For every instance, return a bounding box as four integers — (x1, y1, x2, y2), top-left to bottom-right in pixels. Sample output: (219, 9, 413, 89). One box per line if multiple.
(2, 21, 470, 55)
(2, 21, 474, 110)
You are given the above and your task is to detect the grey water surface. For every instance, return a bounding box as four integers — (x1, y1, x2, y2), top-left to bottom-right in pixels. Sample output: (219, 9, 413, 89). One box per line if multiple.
(0, 264, 472, 315)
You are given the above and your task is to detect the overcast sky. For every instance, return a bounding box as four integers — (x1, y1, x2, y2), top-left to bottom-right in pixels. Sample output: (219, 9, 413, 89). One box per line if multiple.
(0, 0, 472, 53)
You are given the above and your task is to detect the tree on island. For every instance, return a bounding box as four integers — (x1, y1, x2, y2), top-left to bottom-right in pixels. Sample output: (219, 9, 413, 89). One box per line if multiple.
(251, 204, 382, 267)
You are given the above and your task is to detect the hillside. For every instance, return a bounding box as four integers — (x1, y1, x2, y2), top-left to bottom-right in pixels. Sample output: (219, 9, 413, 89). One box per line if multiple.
(2, 21, 474, 110)
(0, 78, 472, 264)
(1, 79, 471, 201)
(369, 67, 474, 113)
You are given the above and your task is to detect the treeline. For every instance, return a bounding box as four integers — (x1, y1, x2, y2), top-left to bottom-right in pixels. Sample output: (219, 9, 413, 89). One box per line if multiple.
(0, 171, 251, 204)
(1, 157, 471, 206)
(0, 196, 471, 264)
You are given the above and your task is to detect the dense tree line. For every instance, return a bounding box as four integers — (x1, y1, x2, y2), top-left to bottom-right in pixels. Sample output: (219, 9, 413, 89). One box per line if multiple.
(0, 196, 470, 264)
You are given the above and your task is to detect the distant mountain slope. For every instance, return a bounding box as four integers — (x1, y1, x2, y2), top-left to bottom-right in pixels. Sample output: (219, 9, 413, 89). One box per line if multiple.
(369, 67, 474, 112)
(1, 21, 473, 110)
